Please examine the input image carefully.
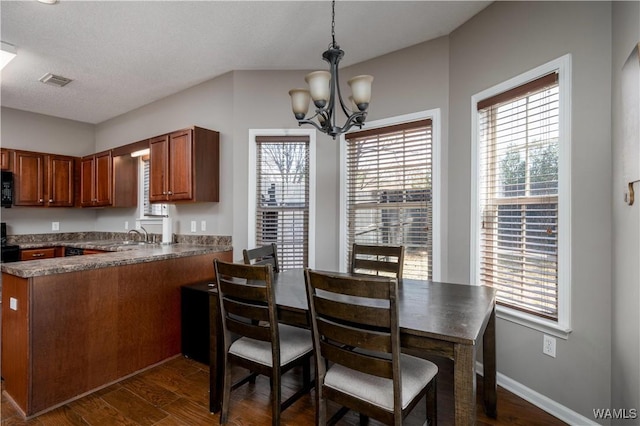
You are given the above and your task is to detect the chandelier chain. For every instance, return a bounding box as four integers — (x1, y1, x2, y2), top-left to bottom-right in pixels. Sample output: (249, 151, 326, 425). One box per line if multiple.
(331, 0, 336, 48)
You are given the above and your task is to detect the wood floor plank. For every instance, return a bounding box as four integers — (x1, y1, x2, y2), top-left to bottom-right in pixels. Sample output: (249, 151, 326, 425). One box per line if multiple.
(99, 387, 168, 425)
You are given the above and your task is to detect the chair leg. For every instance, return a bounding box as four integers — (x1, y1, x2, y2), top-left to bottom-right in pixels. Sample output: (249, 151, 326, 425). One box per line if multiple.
(426, 378, 437, 426)
(220, 357, 233, 424)
(272, 372, 281, 426)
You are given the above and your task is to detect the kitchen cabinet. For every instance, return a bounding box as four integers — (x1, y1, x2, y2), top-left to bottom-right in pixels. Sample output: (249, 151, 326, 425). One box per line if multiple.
(13, 151, 75, 207)
(149, 126, 219, 203)
(1, 148, 12, 170)
(80, 151, 112, 207)
(80, 150, 137, 208)
(20, 248, 56, 261)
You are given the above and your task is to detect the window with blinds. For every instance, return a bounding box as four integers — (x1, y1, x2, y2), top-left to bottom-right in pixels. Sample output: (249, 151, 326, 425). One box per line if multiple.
(345, 120, 432, 280)
(142, 157, 164, 216)
(254, 136, 310, 270)
(477, 72, 560, 320)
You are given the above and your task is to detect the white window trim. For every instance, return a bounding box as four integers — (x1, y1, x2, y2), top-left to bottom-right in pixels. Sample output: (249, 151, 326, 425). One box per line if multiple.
(248, 129, 316, 268)
(470, 54, 572, 338)
(339, 109, 442, 280)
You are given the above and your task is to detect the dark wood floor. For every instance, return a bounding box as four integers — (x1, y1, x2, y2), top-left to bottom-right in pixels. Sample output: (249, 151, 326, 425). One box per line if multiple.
(1, 355, 567, 425)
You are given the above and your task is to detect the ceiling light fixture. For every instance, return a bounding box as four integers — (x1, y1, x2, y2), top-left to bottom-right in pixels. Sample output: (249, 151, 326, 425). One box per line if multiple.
(130, 148, 150, 158)
(288, 0, 373, 139)
(0, 42, 17, 71)
(37, 0, 59, 5)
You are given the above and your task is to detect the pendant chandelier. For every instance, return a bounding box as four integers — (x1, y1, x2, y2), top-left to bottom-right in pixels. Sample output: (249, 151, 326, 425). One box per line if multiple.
(288, 0, 373, 139)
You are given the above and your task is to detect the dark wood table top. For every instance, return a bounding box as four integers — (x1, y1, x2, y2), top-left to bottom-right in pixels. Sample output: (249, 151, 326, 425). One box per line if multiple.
(273, 269, 497, 346)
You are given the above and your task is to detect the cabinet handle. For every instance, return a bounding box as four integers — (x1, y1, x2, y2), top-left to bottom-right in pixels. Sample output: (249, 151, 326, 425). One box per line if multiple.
(39, 199, 44, 203)
(167, 191, 173, 195)
(49, 199, 53, 203)
(32, 253, 45, 257)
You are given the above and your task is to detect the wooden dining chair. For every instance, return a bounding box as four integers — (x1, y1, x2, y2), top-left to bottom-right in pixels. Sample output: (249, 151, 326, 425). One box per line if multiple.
(304, 269, 438, 426)
(214, 259, 313, 425)
(243, 243, 280, 273)
(350, 243, 405, 279)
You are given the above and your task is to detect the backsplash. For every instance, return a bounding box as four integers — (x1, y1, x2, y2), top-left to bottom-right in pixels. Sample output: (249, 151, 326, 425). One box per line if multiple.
(6, 232, 231, 246)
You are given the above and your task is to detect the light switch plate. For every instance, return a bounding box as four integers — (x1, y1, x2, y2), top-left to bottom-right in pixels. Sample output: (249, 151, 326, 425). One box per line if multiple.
(190, 220, 197, 233)
(10, 297, 18, 311)
(52, 222, 60, 231)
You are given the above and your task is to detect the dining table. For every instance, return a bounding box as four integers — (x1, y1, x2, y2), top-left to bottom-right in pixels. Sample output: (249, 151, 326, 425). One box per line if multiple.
(208, 268, 497, 425)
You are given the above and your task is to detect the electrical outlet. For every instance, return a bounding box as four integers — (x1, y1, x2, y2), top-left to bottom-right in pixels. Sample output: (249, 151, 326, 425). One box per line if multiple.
(543, 334, 556, 358)
(201, 220, 206, 231)
(124, 221, 129, 230)
(52, 222, 60, 231)
(190, 220, 197, 233)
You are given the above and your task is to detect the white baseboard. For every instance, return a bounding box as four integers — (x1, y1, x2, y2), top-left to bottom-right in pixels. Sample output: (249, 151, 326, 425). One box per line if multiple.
(476, 361, 599, 425)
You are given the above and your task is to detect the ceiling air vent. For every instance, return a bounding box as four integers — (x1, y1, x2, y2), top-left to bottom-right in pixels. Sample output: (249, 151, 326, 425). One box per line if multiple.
(39, 73, 72, 87)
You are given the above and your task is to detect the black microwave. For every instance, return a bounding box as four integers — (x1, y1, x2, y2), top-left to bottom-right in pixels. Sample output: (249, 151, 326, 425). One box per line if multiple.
(1, 170, 13, 207)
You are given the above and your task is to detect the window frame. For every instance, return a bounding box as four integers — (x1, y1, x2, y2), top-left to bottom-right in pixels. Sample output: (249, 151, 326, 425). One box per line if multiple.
(248, 129, 316, 269)
(339, 109, 442, 280)
(470, 54, 572, 338)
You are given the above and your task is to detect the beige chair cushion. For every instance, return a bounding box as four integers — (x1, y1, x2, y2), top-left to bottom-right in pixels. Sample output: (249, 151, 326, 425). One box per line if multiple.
(229, 324, 312, 367)
(324, 353, 437, 411)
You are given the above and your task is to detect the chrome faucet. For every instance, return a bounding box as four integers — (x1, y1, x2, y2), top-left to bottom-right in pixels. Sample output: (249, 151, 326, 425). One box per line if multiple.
(126, 226, 149, 243)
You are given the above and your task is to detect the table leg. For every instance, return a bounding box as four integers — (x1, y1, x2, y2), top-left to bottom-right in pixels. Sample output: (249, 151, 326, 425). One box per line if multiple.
(482, 305, 497, 417)
(209, 293, 223, 413)
(453, 343, 477, 425)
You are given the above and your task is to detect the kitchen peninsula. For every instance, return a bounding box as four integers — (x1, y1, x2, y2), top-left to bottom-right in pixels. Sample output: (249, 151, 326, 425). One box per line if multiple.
(1, 238, 232, 418)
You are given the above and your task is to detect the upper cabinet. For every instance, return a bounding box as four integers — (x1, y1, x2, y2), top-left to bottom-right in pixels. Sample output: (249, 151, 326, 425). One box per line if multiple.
(1, 148, 12, 170)
(13, 150, 75, 207)
(80, 151, 112, 207)
(80, 150, 137, 208)
(149, 126, 219, 203)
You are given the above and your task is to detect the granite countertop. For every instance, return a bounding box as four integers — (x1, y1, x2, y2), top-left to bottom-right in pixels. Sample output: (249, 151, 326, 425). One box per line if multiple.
(1, 240, 232, 278)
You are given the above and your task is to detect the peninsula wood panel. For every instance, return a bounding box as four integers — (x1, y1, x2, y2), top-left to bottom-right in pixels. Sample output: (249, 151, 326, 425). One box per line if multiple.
(3, 250, 232, 416)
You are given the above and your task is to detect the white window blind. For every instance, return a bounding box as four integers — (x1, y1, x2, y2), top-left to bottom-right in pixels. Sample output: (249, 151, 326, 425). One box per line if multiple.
(142, 157, 164, 217)
(477, 72, 560, 320)
(345, 120, 432, 280)
(255, 136, 310, 270)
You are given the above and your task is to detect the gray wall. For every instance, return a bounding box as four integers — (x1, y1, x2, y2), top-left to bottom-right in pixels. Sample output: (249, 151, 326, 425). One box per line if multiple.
(0, 2, 633, 422)
(0, 107, 97, 234)
(449, 1, 612, 421)
(611, 1, 640, 422)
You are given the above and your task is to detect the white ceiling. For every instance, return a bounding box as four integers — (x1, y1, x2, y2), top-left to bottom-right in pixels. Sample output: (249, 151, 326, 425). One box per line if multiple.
(0, 1, 490, 125)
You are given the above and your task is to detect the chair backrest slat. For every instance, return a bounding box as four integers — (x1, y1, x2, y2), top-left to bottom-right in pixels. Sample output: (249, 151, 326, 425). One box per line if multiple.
(309, 271, 391, 299)
(222, 298, 270, 323)
(226, 317, 272, 342)
(313, 296, 390, 329)
(350, 243, 405, 278)
(319, 340, 393, 379)
(316, 317, 392, 353)
(243, 243, 280, 273)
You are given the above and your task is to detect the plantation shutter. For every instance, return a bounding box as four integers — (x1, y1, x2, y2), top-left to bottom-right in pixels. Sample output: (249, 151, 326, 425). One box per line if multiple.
(345, 119, 432, 280)
(477, 72, 560, 320)
(255, 135, 310, 270)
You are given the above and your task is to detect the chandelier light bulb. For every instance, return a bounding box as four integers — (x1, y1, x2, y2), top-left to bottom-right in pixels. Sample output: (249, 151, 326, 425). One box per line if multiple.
(348, 75, 374, 111)
(305, 71, 331, 108)
(288, 89, 311, 120)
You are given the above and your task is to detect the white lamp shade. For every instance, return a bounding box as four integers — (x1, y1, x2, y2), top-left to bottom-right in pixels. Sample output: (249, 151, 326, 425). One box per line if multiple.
(305, 71, 331, 105)
(348, 75, 374, 107)
(0, 42, 17, 71)
(288, 88, 311, 117)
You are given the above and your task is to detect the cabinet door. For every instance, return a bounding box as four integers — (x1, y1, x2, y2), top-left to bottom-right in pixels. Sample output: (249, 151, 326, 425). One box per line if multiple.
(149, 135, 169, 202)
(80, 157, 95, 206)
(1, 148, 11, 170)
(14, 151, 45, 206)
(94, 152, 112, 206)
(47, 155, 74, 207)
(167, 129, 193, 201)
